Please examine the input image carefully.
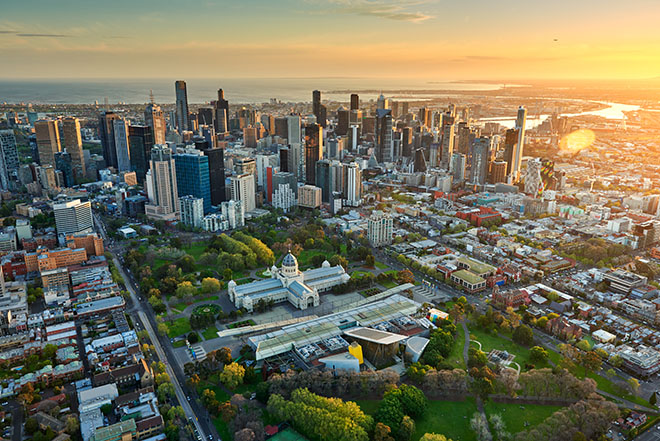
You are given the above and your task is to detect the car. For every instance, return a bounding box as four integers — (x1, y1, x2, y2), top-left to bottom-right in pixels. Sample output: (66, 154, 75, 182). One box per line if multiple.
(187, 396, 190, 401)
(208, 435, 213, 440)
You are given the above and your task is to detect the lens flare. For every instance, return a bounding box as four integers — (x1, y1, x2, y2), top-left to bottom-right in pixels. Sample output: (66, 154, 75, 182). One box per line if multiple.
(558, 129, 596, 155)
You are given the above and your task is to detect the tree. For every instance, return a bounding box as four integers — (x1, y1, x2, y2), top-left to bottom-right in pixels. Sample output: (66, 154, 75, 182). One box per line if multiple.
(536, 316, 548, 329)
(529, 346, 548, 364)
(220, 362, 246, 389)
(468, 347, 487, 369)
(25, 417, 38, 435)
(418, 434, 452, 441)
(627, 378, 640, 396)
(202, 277, 221, 293)
(650, 391, 657, 406)
(366, 254, 375, 267)
(580, 351, 602, 375)
(101, 403, 114, 416)
(176, 281, 196, 299)
(218, 347, 233, 365)
(397, 269, 415, 284)
(374, 423, 395, 441)
(157, 323, 169, 336)
(576, 339, 592, 352)
(158, 382, 175, 402)
(188, 332, 199, 343)
(398, 384, 427, 417)
(512, 324, 534, 346)
(65, 415, 79, 435)
(223, 268, 233, 281)
(235, 429, 256, 441)
(397, 416, 416, 441)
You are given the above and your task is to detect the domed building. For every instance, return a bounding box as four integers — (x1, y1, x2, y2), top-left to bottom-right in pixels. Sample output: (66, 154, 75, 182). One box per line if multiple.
(228, 251, 350, 312)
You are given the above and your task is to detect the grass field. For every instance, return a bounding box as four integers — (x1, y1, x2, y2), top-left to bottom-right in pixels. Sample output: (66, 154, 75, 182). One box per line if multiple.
(380, 279, 398, 289)
(235, 278, 254, 285)
(172, 340, 186, 348)
(374, 261, 388, 270)
(358, 398, 564, 440)
(171, 303, 187, 313)
(445, 324, 467, 369)
(468, 326, 536, 369)
(297, 249, 327, 267)
(358, 398, 479, 441)
(483, 401, 562, 434)
(202, 326, 219, 340)
(166, 317, 192, 338)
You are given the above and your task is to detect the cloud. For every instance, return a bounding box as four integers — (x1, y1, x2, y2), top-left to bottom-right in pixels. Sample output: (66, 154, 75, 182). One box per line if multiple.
(16, 33, 71, 38)
(325, 0, 433, 23)
(0, 30, 71, 38)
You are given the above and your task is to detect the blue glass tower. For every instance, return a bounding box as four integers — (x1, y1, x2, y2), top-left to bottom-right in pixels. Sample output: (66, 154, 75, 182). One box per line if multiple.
(174, 149, 211, 214)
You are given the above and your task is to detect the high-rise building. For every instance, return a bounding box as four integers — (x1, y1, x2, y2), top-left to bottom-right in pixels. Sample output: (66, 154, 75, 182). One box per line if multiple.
(327, 138, 345, 160)
(273, 171, 297, 198)
(451, 153, 466, 182)
(401, 127, 413, 158)
(304, 123, 323, 185)
(256, 154, 278, 188)
(128, 125, 153, 183)
(34, 120, 61, 167)
(199, 146, 226, 205)
(235, 157, 256, 176)
(61, 117, 85, 182)
(414, 149, 427, 173)
(470, 137, 493, 186)
(490, 161, 508, 184)
(145, 145, 179, 221)
(53, 199, 93, 235)
(315, 159, 331, 202)
(457, 123, 478, 156)
(144, 102, 166, 145)
(272, 183, 296, 213)
(112, 119, 131, 172)
(418, 108, 430, 127)
(287, 115, 303, 179)
(350, 94, 359, 111)
(278, 146, 289, 173)
(0, 130, 19, 189)
(440, 117, 455, 170)
(510, 106, 527, 183)
(312, 90, 321, 122)
(524, 157, 543, 197)
(368, 210, 393, 247)
(179, 195, 204, 228)
(220, 199, 245, 230)
(174, 148, 211, 214)
(503, 128, 519, 182)
(98, 111, 121, 168)
(198, 108, 214, 127)
(298, 185, 322, 208)
(343, 162, 362, 207)
(274, 117, 288, 139)
(243, 126, 258, 148)
(375, 109, 393, 163)
(54, 151, 74, 187)
(214, 89, 230, 133)
(230, 173, 256, 212)
(336, 107, 349, 136)
(174, 80, 190, 133)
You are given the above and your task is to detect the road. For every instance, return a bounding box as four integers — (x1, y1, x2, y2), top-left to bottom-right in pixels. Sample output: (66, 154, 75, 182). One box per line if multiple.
(94, 214, 219, 441)
(636, 426, 660, 441)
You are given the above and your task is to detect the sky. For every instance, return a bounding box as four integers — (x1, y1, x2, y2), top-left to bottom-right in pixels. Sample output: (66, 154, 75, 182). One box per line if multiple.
(1, 0, 660, 81)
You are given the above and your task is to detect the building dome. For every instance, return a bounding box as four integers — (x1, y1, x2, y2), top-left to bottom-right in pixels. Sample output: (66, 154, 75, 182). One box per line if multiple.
(282, 252, 298, 268)
(321, 260, 331, 268)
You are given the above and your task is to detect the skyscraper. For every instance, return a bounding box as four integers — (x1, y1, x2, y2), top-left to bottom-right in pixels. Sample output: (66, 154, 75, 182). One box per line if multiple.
(350, 93, 359, 111)
(304, 123, 323, 185)
(53, 199, 93, 235)
(312, 90, 321, 122)
(450, 153, 466, 182)
(54, 151, 74, 187)
(144, 102, 166, 145)
(61, 117, 85, 182)
(214, 89, 230, 133)
(174, 80, 190, 133)
(375, 109, 393, 163)
(510, 106, 527, 183)
(315, 159, 331, 202)
(470, 137, 493, 186)
(336, 107, 349, 136)
(98, 111, 121, 168)
(34, 120, 61, 167)
(145, 145, 179, 221)
(128, 125, 153, 183)
(343, 161, 361, 207)
(440, 115, 455, 170)
(198, 146, 226, 206)
(503, 128, 520, 183)
(174, 148, 211, 214)
(112, 119, 131, 172)
(230, 173, 256, 212)
(401, 127, 413, 158)
(179, 195, 204, 228)
(0, 129, 19, 187)
(368, 211, 393, 247)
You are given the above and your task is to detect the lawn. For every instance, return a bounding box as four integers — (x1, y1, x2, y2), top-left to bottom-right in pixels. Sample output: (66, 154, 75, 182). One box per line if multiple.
(444, 324, 467, 369)
(351, 270, 371, 278)
(171, 303, 187, 313)
(235, 278, 254, 285)
(380, 279, 398, 289)
(184, 243, 208, 260)
(584, 371, 651, 407)
(358, 398, 479, 441)
(468, 326, 535, 369)
(212, 417, 231, 441)
(202, 326, 219, 340)
(483, 401, 562, 435)
(297, 249, 327, 267)
(172, 340, 187, 348)
(374, 261, 388, 270)
(166, 317, 192, 338)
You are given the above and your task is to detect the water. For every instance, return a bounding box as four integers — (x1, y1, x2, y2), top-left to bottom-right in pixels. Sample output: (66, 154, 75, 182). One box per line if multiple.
(480, 101, 642, 129)
(0, 77, 504, 105)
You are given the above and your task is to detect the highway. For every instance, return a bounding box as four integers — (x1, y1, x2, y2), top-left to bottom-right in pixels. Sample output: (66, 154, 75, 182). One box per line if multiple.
(94, 214, 220, 441)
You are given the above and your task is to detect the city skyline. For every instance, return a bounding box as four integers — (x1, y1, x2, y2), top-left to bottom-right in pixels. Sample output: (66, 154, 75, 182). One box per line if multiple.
(1, 0, 660, 80)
